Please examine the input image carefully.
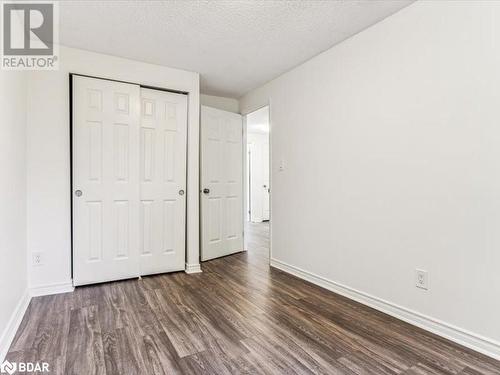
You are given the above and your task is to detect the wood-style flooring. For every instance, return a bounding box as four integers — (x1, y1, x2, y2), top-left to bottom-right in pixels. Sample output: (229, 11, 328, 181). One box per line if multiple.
(6, 222, 500, 374)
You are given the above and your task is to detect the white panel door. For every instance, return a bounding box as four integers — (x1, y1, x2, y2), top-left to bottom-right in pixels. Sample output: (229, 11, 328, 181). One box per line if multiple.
(73, 76, 140, 286)
(139, 88, 187, 275)
(201, 106, 243, 261)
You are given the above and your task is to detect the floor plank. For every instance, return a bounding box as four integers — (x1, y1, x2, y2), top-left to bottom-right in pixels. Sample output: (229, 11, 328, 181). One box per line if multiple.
(65, 305, 106, 375)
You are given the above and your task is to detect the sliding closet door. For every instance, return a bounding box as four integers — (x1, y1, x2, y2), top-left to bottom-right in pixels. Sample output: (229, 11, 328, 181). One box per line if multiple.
(72, 76, 141, 286)
(139, 88, 187, 275)
(73, 77, 188, 285)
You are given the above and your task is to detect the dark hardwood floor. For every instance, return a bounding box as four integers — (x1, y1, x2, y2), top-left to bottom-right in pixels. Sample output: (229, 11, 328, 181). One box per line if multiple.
(7, 222, 500, 374)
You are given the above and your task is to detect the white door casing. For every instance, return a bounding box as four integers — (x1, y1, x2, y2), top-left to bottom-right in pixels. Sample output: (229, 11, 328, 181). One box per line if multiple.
(73, 76, 141, 285)
(139, 88, 187, 275)
(201, 106, 243, 261)
(72, 76, 188, 285)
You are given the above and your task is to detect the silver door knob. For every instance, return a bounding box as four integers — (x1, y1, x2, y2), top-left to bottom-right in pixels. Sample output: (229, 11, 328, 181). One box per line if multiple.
(75, 190, 82, 197)
(179, 189, 185, 196)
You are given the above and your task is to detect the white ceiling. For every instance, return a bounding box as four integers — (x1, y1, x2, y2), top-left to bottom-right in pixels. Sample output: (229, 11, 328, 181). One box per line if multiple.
(247, 106, 269, 134)
(59, 0, 413, 98)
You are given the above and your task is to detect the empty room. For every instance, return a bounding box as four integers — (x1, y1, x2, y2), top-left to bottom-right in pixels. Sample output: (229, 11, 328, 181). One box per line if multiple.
(1, 0, 500, 374)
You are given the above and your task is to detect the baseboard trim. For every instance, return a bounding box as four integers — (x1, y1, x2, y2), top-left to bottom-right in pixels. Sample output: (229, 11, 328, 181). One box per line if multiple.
(29, 281, 74, 297)
(185, 263, 202, 274)
(0, 290, 31, 362)
(270, 258, 500, 361)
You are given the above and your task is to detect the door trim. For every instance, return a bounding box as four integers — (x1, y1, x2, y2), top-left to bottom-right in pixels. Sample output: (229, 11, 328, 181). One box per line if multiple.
(70, 73, 188, 95)
(69, 73, 189, 283)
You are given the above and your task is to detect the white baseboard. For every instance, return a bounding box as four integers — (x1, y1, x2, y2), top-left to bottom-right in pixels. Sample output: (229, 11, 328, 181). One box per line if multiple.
(185, 263, 202, 274)
(29, 281, 74, 297)
(0, 290, 31, 362)
(270, 258, 500, 361)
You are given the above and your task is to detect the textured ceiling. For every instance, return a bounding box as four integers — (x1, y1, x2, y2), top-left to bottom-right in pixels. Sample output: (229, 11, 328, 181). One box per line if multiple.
(59, 0, 413, 98)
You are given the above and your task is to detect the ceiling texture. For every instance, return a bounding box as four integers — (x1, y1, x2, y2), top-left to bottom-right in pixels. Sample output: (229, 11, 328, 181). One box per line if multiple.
(59, 0, 413, 98)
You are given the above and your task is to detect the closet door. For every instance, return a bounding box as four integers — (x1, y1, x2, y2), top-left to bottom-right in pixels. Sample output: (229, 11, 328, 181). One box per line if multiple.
(72, 76, 140, 286)
(139, 88, 187, 275)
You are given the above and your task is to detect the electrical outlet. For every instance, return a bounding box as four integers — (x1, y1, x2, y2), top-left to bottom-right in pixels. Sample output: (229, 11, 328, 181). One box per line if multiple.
(33, 252, 43, 266)
(415, 269, 428, 290)
(279, 159, 285, 172)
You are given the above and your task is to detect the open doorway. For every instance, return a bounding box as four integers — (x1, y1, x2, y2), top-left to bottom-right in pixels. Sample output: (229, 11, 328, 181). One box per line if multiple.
(244, 106, 270, 261)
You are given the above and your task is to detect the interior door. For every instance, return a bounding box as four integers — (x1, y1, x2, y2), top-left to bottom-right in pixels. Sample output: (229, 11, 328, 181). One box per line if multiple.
(139, 88, 187, 275)
(73, 75, 140, 286)
(201, 106, 243, 261)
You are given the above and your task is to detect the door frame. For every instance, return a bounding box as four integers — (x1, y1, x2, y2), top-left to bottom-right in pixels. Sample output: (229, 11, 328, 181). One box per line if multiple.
(69, 73, 190, 280)
(242, 102, 272, 263)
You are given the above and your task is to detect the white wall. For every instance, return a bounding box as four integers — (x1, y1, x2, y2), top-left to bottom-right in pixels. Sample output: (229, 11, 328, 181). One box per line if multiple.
(27, 46, 200, 292)
(0, 70, 28, 357)
(240, 1, 500, 358)
(201, 94, 239, 113)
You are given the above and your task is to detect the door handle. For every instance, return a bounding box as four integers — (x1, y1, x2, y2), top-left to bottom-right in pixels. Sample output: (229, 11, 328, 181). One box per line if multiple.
(179, 189, 185, 196)
(75, 190, 82, 197)
(203, 188, 210, 194)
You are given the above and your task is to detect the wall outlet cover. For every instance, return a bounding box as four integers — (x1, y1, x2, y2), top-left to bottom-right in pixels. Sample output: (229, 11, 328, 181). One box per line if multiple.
(33, 252, 43, 266)
(415, 269, 428, 290)
(279, 159, 285, 171)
